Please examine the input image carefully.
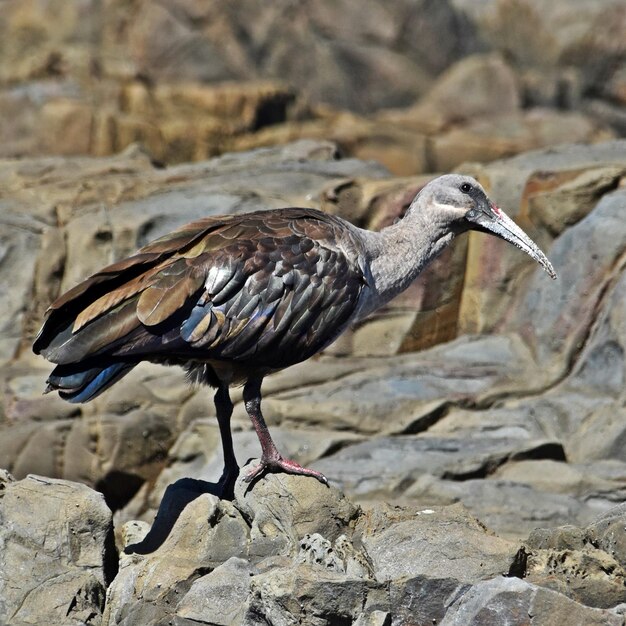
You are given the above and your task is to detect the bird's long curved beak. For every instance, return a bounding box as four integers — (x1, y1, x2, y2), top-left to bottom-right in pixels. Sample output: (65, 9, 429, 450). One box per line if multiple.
(466, 200, 557, 279)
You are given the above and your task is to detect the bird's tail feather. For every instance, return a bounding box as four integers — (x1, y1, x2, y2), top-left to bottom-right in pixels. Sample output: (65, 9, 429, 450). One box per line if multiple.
(46, 361, 136, 403)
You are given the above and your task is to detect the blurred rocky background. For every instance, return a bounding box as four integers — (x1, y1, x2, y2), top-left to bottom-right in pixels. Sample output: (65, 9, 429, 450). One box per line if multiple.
(1, 1, 626, 624)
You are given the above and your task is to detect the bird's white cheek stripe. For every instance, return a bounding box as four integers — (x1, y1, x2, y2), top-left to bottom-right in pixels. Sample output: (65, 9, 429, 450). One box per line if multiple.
(433, 202, 467, 217)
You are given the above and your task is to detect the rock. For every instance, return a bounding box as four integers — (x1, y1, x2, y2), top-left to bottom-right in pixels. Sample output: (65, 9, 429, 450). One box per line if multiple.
(525, 166, 626, 237)
(175, 557, 257, 625)
(0, 472, 115, 626)
(0, 0, 482, 166)
(231, 110, 431, 177)
(402, 53, 521, 133)
(257, 334, 540, 437)
(313, 434, 564, 498)
(525, 542, 626, 609)
(439, 576, 624, 626)
(431, 108, 609, 172)
(118, 420, 364, 526)
(493, 459, 626, 500)
(510, 187, 626, 377)
(415, 478, 601, 540)
(585, 98, 626, 137)
(244, 564, 381, 626)
(451, 0, 626, 117)
(103, 490, 250, 625)
(4, 463, 626, 625)
(233, 468, 360, 558)
(457, 140, 626, 337)
(356, 502, 517, 583)
(501, 503, 626, 610)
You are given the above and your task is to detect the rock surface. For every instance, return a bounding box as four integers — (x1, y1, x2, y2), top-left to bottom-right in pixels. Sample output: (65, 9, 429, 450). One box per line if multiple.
(0, 471, 115, 626)
(3, 466, 626, 625)
(2, 139, 626, 541)
(0, 1, 620, 172)
(2, 4, 625, 622)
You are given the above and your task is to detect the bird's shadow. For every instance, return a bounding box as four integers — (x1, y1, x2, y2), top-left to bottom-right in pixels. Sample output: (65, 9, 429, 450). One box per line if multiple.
(123, 476, 228, 555)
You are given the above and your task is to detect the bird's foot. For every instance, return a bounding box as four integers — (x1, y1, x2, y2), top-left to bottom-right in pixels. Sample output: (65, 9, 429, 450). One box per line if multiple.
(244, 454, 328, 486)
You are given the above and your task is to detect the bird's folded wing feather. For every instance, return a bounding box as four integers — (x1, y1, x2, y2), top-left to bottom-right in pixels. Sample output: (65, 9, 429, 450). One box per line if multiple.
(34, 209, 367, 369)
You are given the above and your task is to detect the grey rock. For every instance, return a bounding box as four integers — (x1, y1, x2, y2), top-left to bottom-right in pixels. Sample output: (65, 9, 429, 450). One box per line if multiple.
(313, 433, 563, 497)
(390, 575, 468, 626)
(0, 472, 114, 626)
(233, 466, 360, 558)
(244, 564, 381, 626)
(512, 187, 626, 376)
(409, 53, 521, 130)
(431, 108, 606, 172)
(353, 610, 391, 626)
(406, 477, 600, 540)
(118, 418, 363, 526)
(261, 333, 539, 436)
(356, 502, 517, 584)
(296, 533, 374, 580)
(440, 576, 625, 626)
(176, 557, 257, 625)
(0, 207, 44, 366)
(585, 502, 626, 572)
(103, 491, 250, 626)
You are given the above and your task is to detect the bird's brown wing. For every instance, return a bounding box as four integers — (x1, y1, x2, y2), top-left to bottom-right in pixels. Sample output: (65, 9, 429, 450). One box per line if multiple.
(33, 215, 225, 363)
(34, 208, 366, 370)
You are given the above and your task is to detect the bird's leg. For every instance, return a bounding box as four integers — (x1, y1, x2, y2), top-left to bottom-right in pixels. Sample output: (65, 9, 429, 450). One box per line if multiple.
(243, 377, 328, 485)
(214, 385, 239, 498)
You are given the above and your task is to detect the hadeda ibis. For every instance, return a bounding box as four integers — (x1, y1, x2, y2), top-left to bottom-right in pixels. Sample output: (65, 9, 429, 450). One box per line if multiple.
(34, 174, 556, 493)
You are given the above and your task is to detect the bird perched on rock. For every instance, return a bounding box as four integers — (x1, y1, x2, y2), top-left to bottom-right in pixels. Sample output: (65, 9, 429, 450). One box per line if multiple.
(34, 174, 556, 493)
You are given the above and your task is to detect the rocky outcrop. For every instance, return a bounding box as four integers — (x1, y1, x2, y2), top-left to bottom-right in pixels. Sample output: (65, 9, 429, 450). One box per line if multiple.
(0, 2, 621, 171)
(3, 466, 626, 625)
(1, 138, 626, 622)
(2, 139, 626, 535)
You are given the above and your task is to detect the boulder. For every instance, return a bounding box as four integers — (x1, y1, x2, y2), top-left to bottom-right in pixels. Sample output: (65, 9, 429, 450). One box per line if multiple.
(400, 53, 521, 133)
(0, 471, 115, 626)
(431, 108, 610, 172)
(2, 463, 626, 624)
(440, 576, 624, 626)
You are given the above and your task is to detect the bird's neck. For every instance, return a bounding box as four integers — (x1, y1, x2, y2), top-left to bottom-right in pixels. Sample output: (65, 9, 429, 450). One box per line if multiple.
(357, 211, 458, 316)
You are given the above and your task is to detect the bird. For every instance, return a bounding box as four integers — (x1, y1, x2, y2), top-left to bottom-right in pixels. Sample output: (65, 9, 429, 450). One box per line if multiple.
(33, 174, 556, 494)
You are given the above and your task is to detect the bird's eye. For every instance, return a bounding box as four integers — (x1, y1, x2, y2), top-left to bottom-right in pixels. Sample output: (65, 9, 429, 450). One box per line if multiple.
(460, 183, 473, 194)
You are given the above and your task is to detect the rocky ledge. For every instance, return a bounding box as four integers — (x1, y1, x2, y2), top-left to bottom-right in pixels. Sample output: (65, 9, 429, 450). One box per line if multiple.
(2, 467, 626, 626)
(2, 139, 626, 623)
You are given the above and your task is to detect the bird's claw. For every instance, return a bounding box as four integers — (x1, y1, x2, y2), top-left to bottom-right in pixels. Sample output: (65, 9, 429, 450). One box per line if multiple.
(244, 455, 328, 486)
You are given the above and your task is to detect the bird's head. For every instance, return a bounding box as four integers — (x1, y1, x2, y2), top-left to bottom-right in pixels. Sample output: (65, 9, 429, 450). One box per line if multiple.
(413, 174, 557, 279)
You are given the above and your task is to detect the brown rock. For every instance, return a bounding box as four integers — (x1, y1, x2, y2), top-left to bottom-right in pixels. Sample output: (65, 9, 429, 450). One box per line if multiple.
(399, 53, 521, 133)
(431, 108, 610, 172)
(523, 166, 626, 236)
(231, 111, 430, 177)
(40, 98, 95, 155)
